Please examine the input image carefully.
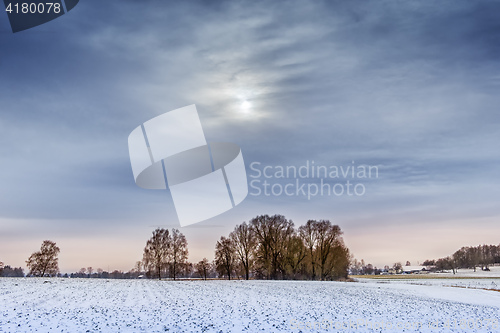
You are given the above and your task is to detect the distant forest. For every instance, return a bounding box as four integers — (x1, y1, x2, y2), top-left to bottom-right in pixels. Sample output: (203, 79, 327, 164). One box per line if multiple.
(0, 214, 350, 281)
(423, 244, 500, 274)
(351, 244, 500, 275)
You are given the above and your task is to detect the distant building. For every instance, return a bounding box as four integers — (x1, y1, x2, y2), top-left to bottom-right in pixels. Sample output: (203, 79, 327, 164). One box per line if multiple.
(401, 266, 428, 274)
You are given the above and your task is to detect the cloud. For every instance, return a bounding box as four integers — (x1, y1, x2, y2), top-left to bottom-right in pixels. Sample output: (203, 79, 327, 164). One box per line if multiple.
(0, 0, 499, 269)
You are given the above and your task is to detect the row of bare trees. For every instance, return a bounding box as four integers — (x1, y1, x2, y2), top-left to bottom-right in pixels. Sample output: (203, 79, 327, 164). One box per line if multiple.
(350, 244, 500, 276)
(214, 215, 350, 280)
(425, 244, 500, 274)
(0, 261, 24, 277)
(5, 215, 350, 280)
(142, 228, 188, 280)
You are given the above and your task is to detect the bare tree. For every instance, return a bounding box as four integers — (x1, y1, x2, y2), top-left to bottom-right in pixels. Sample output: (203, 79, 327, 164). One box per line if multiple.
(196, 258, 210, 280)
(314, 220, 342, 280)
(468, 247, 480, 272)
(215, 236, 236, 280)
(298, 220, 347, 280)
(171, 229, 188, 280)
(479, 244, 494, 271)
(350, 258, 362, 275)
(283, 233, 307, 279)
(422, 260, 435, 266)
(250, 214, 294, 279)
(392, 262, 402, 273)
(328, 240, 350, 279)
(143, 228, 171, 280)
(299, 220, 318, 280)
(449, 254, 459, 274)
(26, 240, 60, 277)
(230, 222, 255, 280)
(135, 261, 142, 273)
(183, 262, 194, 278)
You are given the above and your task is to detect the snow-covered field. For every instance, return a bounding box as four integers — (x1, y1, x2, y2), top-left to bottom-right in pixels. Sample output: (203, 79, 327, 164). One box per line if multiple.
(427, 266, 500, 278)
(1, 278, 499, 332)
(356, 266, 500, 291)
(357, 277, 500, 290)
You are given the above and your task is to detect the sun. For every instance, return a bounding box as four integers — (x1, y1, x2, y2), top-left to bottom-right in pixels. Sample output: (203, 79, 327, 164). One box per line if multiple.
(240, 100, 252, 113)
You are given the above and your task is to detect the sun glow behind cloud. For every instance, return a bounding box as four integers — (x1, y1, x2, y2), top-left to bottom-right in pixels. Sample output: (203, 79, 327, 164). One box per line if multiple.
(240, 100, 252, 112)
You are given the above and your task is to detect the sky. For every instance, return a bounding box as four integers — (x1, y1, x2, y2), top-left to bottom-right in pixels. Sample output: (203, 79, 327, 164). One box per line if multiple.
(1, 0, 499, 273)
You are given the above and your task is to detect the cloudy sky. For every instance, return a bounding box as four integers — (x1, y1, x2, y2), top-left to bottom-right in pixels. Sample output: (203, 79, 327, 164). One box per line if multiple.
(1, 0, 499, 272)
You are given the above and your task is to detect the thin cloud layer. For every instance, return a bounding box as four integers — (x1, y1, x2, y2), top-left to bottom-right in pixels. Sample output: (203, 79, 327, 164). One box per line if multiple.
(0, 0, 499, 269)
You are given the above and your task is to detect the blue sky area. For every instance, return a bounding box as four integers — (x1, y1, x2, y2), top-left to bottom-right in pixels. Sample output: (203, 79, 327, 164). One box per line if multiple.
(1, 0, 499, 272)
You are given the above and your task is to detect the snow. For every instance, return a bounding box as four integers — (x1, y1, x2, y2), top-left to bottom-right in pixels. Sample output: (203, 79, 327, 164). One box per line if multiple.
(401, 266, 426, 272)
(428, 266, 500, 278)
(0, 278, 499, 332)
(357, 277, 500, 292)
(356, 279, 500, 307)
